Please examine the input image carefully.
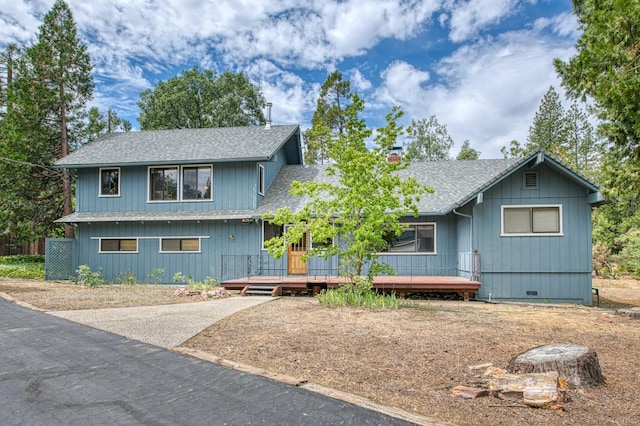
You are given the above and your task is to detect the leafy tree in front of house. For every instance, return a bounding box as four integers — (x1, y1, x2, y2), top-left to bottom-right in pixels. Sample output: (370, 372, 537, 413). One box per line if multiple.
(456, 140, 480, 160)
(264, 95, 432, 287)
(137, 66, 265, 130)
(404, 115, 454, 161)
(0, 0, 93, 241)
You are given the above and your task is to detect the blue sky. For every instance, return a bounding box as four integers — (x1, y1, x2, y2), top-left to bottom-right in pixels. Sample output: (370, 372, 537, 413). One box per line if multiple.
(1, 0, 579, 158)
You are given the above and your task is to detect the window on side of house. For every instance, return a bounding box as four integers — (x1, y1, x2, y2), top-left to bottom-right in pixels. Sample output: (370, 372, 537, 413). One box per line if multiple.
(100, 239, 138, 253)
(258, 164, 265, 196)
(99, 168, 120, 196)
(149, 167, 178, 201)
(381, 223, 436, 254)
(160, 238, 200, 253)
(502, 205, 562, 236)
(182, 165, 212, 200)
(262, 221, 284, 250)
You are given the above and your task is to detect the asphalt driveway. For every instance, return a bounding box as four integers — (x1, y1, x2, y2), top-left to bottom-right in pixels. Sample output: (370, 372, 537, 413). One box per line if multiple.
(0, 297, 419, 425)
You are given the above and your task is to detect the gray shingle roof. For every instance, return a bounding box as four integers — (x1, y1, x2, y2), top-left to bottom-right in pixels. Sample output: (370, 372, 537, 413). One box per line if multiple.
(56, 210, 260, 223)
(55, 125, 300, 167)
(57, 151, 601, 224)
(256, 158, 522, 216)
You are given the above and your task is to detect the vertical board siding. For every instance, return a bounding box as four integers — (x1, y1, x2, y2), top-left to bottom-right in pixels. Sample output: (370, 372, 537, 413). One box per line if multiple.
(473, 164, 594, 304)
(75, 219, 264, 283)
(78, 162, 260, 213)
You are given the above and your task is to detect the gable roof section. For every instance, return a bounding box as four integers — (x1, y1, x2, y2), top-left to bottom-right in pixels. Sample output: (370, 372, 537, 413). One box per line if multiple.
(257, 151, 602, 217)
(55, 125, 301, 168)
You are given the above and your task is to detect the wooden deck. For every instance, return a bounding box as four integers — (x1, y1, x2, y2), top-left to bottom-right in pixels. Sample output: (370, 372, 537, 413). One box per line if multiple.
(221, 275, 481, 301)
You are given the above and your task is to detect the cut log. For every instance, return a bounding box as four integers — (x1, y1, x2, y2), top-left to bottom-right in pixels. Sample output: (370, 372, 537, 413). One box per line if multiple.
(507, 344, 605, 388)
(451, 385, 489, 399)
(484, 367, 567, 408)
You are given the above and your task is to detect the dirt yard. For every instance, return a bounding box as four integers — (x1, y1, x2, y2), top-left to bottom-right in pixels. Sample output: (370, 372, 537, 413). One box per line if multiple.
(2, 277, 639, 425)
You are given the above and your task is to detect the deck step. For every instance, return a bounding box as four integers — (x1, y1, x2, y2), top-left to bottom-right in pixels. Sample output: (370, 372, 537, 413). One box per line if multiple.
(240, 284, 282, 297)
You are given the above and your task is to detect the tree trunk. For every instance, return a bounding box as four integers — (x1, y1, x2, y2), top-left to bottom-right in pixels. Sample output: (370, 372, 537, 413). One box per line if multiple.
(507, 344, 605, 388)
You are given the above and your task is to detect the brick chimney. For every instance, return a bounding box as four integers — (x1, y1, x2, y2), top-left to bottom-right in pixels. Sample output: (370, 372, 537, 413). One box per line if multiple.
(388, 146, 402, 162)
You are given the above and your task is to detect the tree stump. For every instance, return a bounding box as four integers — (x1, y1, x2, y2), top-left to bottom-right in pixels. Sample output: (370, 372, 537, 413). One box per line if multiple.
(507, 344, 605, 387)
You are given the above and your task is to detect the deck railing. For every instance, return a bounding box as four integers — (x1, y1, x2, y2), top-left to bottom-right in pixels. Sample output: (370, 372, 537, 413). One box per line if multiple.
(220, 251, 481, 281)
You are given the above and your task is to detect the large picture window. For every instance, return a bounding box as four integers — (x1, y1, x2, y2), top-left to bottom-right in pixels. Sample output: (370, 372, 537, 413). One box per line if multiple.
(148, 165, 212, 202)
(99, 168, 120, 196)
(502, 205, 562, 236)
(381, 223, 436, 254)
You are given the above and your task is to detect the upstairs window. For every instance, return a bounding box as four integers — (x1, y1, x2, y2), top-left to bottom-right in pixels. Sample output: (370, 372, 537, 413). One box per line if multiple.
(502, 205, 563, 236)
(148, 165, 212, 202)
(258, 164, 265, 196)
(182, 166, 212, 200)
(99, 168, 120, 196)
(149, 167, 178, 201)
(381, 223, 436, 254)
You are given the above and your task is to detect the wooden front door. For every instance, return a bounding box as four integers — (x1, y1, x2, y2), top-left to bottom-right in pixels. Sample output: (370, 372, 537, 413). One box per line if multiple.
(287, 228, 309, 275)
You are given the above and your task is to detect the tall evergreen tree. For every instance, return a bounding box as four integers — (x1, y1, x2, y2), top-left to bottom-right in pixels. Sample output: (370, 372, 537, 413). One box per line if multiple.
(555, 0, 640, 194)
(404, 116, 454, 161)
(0, 0, 93, 240)
(303, 70, 352, 165)
(527, 86, 566, 153)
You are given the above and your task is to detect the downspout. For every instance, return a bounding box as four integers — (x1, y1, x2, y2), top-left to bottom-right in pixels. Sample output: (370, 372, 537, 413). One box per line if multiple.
(453, 209, 473, 279)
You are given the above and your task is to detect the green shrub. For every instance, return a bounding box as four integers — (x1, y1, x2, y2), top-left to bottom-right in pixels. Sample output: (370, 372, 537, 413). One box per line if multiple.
(147, 268, 165, 284)
(317, 277, 403, 309)
(72, 265, 106, 287)
(0, 255, 45, 264)
(173, 272, 219, 292)
(115, 269, 137, 285)
(0, 256, 45, 279)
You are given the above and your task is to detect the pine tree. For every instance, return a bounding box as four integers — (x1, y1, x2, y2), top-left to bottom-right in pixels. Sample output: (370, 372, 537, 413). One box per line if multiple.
(527, 86, 566, 153)
(303, 71, 352, 165)
(0, 0, 93, 240)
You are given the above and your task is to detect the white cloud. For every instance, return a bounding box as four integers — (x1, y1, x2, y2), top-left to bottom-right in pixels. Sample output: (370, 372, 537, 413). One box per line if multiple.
(445, 0, 522, 42)
(376, 24, 577, 158)
(349, 68, 372, 92)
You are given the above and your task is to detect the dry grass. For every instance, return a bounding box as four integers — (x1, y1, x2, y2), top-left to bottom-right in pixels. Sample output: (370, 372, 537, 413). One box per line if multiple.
(2, 277, 640, 425)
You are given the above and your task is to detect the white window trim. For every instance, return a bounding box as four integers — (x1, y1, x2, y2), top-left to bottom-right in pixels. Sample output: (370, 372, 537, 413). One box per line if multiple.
(258, 164, 265, 196)
(262, 220, 284, 250)
(98, 167, 121, 198)
(378, 222, 437, 255)
(92, 236, 208, 254)
(159, 237, 203, 253)
(147, 165, 213, 203)
(501, 204, 564, 237)
(147, 165, 179, 203)
(95, 237, 139, 254)
(181, 164, 214, 202)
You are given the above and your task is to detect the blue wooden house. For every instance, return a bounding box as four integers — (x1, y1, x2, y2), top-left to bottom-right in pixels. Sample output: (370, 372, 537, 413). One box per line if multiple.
(50, 125, 603, 305)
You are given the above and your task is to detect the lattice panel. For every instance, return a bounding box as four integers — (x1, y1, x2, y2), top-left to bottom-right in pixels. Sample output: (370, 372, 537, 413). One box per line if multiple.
(45, 238, 75, 280)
